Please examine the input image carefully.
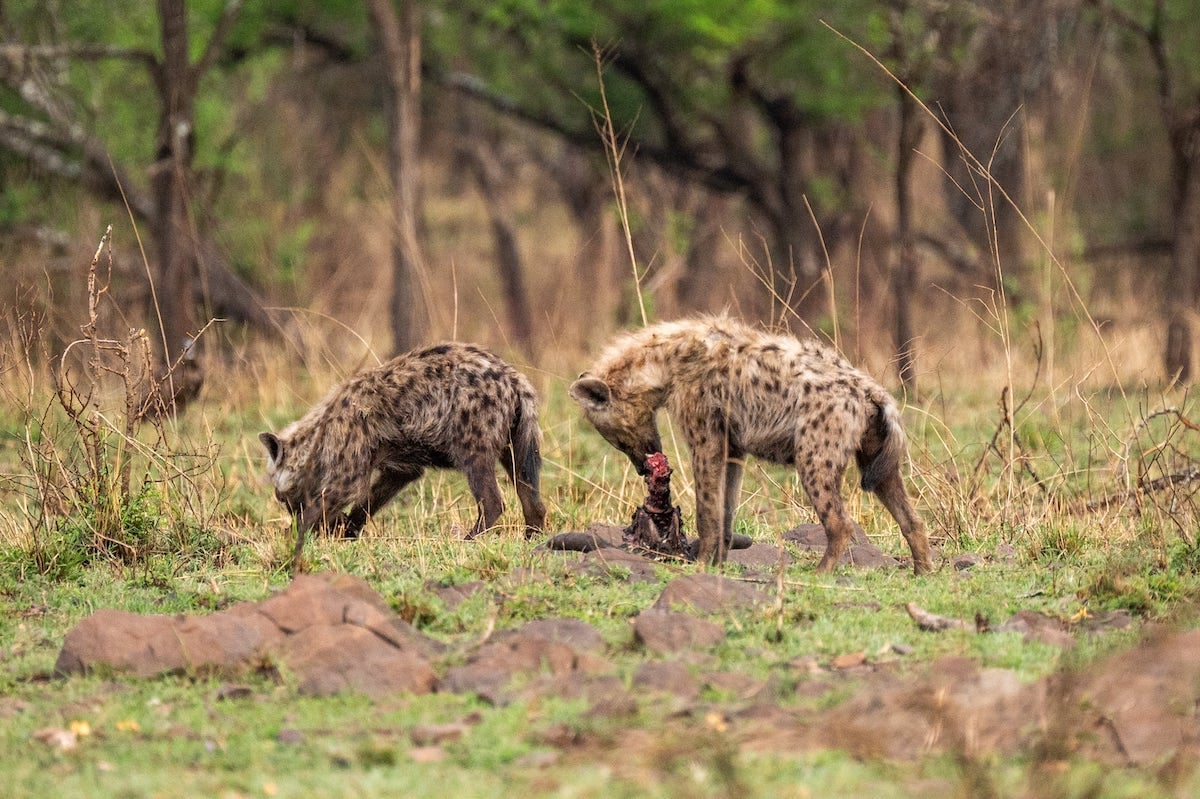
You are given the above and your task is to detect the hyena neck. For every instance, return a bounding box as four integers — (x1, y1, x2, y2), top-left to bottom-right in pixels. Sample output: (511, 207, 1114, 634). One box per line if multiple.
(600, 336, 673, 404)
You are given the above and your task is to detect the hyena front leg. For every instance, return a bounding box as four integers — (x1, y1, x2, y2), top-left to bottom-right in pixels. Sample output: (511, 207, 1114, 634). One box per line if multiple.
(723, 456, 744, 547)
(292, 503, 323, 573)
(461, 454, 505, 539)
(692, 451, 729, 566)
(341, 466, 424, 538)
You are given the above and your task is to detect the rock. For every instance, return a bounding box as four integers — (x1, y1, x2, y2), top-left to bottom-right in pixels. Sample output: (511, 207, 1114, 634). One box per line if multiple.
(782, 524, 897, 569)
(429, 580, 486, 610)
(55, 573, 441, 698)
(256, 574, 363, 632)
(702, 670, 769, 701)
(783, 523, 867, 549)
(845, 543, 900, 570)
(410, 723, 470, 746)
(513, 618, 606, 654)
(653, 573, 772, 614)
(996, 611, 1075, 648)
(727, 544, 792, 570)
(633, 660, 699, 700)
(952, 552, 982, 571)
(438, 630, 609, 703)
(56, 610, 187, 678)
(993, 542, 1019, 563)
(174, 610, 284, 673)
(545, 531, 616, 552)
(575, 547, 662, 583)
(632, 609, 725, 654)
(548, 524, 625, 552)
(277, 624, 436, 697)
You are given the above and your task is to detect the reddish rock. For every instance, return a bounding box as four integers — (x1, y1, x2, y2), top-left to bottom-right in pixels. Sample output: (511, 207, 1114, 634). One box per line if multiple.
(439, 632, 610, 703)
(577, 547, 662, 582)
(277, 624, 436, 697)
(633, 660, 699, 700)
(429, 580, 486, 610)
(174, 610, 283, 672)
(727, 544, 792, 570)
(256, 573, 365, 632)
(633, 609, 725, 654)
(54, 573, 441, 697)
(653, 573, 772, 614)
(783, 523, 867, 549)
(56, 610, 186, 678)
(514, 618, 606, 654)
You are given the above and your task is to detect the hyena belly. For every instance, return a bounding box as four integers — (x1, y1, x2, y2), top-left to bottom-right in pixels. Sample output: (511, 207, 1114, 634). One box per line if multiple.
(261, 343, 546, 571)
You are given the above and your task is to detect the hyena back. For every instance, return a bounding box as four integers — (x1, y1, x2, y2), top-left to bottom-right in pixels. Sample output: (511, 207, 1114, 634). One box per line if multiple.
(570, 316, 933, 574)
(260, 343, 546, 570)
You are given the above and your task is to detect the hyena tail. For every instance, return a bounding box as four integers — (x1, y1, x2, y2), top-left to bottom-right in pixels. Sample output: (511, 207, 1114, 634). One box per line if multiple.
(509, 389, 543, 489)
(857, 393, 907, 493)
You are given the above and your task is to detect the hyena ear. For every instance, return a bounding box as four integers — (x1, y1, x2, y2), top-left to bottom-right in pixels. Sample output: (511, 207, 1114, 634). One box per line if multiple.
(569, 375, 611, 410)
(259, 432, 283, 464)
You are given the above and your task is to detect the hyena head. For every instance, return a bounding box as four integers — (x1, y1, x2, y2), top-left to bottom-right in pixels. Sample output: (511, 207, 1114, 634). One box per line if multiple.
(569, 374, 662, 475)
(258, 431, 306, 512)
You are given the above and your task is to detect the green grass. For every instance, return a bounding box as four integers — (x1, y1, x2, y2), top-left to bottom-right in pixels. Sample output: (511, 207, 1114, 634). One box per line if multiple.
(0, 369, 1199, 797)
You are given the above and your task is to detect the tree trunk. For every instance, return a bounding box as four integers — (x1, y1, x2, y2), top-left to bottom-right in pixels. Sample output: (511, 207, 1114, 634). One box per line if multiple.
(892, 23, 925, 395)
(676, 193, 732, 313)
(770, 119, 825, 327)
(1164, 130, 1200, 384)
(931, 1, 1061, 292)
(367, 0, 426, 354)
(456, 113, 536, 358)
(152, 0, 199, 373)
(894, 97, 921, 393)
(550, 150, 619, 344)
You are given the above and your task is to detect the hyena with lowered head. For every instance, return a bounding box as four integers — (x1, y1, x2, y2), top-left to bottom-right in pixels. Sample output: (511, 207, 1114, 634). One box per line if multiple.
(570, 316, 933, 574)
(260, 343, 546, 570)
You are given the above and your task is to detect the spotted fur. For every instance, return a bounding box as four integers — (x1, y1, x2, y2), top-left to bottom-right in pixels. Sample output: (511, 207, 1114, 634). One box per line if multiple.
(570, 316, 932, 573)
(261, 343, 546, 570)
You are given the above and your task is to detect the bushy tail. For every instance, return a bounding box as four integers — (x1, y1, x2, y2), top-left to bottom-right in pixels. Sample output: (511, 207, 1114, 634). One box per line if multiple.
(858, 391, 907, 493)
(510, 388, 543, 490)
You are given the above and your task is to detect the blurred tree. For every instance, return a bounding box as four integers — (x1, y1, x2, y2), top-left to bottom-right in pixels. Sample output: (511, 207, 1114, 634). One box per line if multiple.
(453, 107, 536, 358)
(1089, 0, 1200, 384)
(152, 0, 239, 384)
(925, 1, 1064, 292)
(883, 1, 932, 395)
(0, 0, 275, 385)
(431, 0, 891, 327)
(366, 0, 427, 354)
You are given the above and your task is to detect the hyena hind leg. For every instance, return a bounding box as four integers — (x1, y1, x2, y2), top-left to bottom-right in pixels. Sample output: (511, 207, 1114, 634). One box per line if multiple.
(502, 447, 546, 538)
(871, 469, 934, 575)
(462, 454, 505, 539)
(797, 458, 856, 573)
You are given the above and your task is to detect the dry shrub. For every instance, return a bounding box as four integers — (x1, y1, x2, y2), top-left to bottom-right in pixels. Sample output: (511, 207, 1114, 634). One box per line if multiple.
(1, 227, 223, 577)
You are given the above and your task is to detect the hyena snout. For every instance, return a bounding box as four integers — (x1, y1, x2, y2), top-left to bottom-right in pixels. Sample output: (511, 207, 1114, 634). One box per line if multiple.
(614, 435, 662, 475)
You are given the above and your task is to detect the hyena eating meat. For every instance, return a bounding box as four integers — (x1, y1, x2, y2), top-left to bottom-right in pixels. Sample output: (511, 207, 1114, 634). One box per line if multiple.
(260, 343, 546, 570)
(570, 316, 933, 574)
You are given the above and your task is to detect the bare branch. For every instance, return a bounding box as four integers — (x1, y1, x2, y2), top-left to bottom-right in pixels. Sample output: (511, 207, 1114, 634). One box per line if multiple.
(192, 0, 245, 81)
(0, 43, 157, 68)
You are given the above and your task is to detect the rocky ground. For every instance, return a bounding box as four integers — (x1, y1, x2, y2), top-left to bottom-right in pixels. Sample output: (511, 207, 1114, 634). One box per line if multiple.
(53, 524, 1198, 779)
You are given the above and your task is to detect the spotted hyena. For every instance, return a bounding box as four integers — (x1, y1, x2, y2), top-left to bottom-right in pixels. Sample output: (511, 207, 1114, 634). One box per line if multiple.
(570, 316, 933, 573)
(260, 343, 546, 569)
